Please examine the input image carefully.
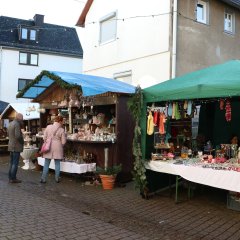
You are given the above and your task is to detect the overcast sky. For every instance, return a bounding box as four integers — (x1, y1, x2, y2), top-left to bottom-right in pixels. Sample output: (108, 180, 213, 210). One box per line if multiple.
(0, 0, 86, 42)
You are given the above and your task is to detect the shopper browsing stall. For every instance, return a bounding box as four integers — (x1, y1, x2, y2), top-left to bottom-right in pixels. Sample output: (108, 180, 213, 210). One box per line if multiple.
(8, 113, 24, 183)
(40, 116, 66, 183)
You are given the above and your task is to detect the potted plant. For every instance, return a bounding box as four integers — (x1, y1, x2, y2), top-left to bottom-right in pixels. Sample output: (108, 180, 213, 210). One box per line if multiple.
(96, 164, 122, 190)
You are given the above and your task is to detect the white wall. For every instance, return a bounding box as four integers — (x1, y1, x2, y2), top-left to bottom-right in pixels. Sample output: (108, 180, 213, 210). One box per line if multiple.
(81, 0, 171, 88)
(89, 51, 171, 89)
(0, 48, 82, 103)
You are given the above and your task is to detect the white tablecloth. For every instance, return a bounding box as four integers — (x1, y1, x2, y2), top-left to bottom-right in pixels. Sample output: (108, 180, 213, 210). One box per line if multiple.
(37, 157, 96, 174)
(146, 160, 240, 192)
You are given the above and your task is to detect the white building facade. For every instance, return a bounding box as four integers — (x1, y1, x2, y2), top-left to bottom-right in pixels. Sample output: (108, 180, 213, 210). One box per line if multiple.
(0, 14, 83, 103)
(0, 49, 82, 103)
(77, 0, 172, 88)
(77, 0, 240, 89)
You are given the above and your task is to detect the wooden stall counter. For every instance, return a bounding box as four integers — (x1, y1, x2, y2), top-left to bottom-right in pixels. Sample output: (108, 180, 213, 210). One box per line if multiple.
(0, 138, 8, 152)
(65, 139, 116, 170)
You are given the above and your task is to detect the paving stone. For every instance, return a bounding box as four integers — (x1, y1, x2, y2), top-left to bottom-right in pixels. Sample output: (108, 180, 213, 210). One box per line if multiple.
(1, 154, 240, 240)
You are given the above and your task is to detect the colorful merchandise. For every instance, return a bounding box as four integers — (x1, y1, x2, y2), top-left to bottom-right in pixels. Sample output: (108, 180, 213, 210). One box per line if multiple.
(147, 111, 154, 135)
(220, 99, 224, 110)
(153, 111, 159, 126)
(167, 103, 173, 117)
(187, 100, 192, 116)
(225, 100, 231, 122)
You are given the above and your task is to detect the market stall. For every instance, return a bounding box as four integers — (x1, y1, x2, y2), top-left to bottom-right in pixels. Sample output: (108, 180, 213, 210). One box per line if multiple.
(140, 60, 240, 206)
(0, 102, 40, 134)
(0, 100, 8, 130)
(0, 102, 40, 153)
(17, 70, 136, 182)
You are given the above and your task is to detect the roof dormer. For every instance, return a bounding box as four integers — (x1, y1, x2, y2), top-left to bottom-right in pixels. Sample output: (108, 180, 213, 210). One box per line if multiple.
(18, 25, 38, 42)
(17, 14, 43, 42)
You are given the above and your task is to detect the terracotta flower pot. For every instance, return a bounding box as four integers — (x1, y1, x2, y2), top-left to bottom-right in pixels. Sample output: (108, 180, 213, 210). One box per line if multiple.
(100, 175, 116, 190)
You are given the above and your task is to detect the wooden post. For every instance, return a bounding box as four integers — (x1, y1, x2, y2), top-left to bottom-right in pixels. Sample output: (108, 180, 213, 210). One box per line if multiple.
(68, 107, 72, 134)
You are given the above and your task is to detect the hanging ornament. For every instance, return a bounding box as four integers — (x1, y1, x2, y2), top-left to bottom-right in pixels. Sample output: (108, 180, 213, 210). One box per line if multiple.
(220, 99, 224, 110)
(225, 100, 231, 122)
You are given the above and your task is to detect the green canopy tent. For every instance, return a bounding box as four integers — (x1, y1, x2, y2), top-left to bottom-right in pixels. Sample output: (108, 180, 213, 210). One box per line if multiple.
(141, 60, 240, 158)
(143, 60, 240, 102)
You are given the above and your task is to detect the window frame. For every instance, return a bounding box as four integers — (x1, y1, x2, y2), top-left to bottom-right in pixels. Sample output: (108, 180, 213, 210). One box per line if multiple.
(196, 0, 209, 24)
(20, 27, 37, 41)
(18, 78, 33, 91)
(30, 29, 37, 40)
(99, 11, 117, 45)
(113, 70, 132, 85)
(224, 9, 235, 34)
(21, 28, 28, 40)
(19, 52, 39, 66)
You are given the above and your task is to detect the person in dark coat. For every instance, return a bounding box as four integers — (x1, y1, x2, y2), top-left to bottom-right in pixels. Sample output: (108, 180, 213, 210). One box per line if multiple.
(40, 115, 66, 183)
(7, 113, 24, 183)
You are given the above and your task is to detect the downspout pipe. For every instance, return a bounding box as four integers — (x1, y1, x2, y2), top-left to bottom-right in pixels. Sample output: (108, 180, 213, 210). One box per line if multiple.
(0, 46, 2, 100)
(171, 0, 178, 79)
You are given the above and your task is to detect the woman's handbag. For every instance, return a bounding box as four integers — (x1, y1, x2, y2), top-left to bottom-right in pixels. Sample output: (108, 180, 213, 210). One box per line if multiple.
(40, 126, 60, 154)
(40, 138, 52, 153)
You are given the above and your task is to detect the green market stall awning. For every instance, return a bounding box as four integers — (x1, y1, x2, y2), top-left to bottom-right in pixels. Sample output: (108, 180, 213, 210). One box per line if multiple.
(140, 60, 240, 159)
(17, 70, 136, 99)
(143, 60, 240, 103)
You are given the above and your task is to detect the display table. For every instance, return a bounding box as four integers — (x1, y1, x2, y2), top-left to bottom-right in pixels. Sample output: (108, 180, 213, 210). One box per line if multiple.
(146, 160, 240, 202)
(37, 157, 96, 174)
(21, 147, 39, 170)
(0, 138, 8, 151)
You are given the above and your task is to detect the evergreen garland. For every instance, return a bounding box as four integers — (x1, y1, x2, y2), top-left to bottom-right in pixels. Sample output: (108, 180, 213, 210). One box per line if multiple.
(127, 86, 147, 193)
(16, 70, 81, 98)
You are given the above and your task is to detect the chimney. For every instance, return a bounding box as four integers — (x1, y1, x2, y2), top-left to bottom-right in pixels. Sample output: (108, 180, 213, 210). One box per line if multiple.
(33, 14, 44, 26)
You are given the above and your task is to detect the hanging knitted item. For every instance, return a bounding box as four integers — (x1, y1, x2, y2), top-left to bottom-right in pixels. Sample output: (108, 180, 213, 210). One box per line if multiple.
(147, 111, 154, 135)
(219, 99, 224, 110)
(190, 102, 196, 118)
(159, 112, 166, 134)
(187, 100, 192, 116)
(183, 100, 188, 110)
(225, 100, 231, 122)
(153, 111, 159, 126)
(168, 103, 173, 117)
(164, 118, 171, 143)
(172, 102, 176, 119)
(165, 103, 168, 117)
(175, 103, 181, 120)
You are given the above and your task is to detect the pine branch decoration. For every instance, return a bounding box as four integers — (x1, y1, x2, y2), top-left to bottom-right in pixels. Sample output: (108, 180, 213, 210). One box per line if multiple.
(127, 86, 147, 193)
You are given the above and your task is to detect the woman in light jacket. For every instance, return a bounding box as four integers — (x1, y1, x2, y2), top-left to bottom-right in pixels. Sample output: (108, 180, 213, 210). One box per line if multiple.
(40, 115, 66, 183)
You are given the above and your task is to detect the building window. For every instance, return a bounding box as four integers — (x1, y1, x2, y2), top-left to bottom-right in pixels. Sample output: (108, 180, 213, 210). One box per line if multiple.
(196, 0, 209, 24)
(19, 52, 38, 66)
(99, 11, 117, 44)
(21, 28, 28, 39)
(20, 27, 37, 41)
(113, 70, 132, 85)
(18, 78, 32, 91)
(224, 10, 235, 33)
(30, 29, 37, 40)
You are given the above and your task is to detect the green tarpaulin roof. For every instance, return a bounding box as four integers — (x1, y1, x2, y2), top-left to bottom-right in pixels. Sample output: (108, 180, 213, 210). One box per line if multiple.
(143, 60, 240, 103)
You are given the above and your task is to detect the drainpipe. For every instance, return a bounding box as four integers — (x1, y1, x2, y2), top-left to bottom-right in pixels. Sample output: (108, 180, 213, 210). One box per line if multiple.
(171, 0, 178, 79)
(0, 46, 2, 99)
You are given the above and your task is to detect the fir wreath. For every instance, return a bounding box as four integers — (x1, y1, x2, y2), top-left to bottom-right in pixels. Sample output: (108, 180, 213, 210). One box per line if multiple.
(16, 70, 81, 98)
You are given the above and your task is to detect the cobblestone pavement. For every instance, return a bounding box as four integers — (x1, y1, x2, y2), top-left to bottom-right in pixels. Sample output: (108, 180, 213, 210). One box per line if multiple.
(1, 153, 240, 240)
